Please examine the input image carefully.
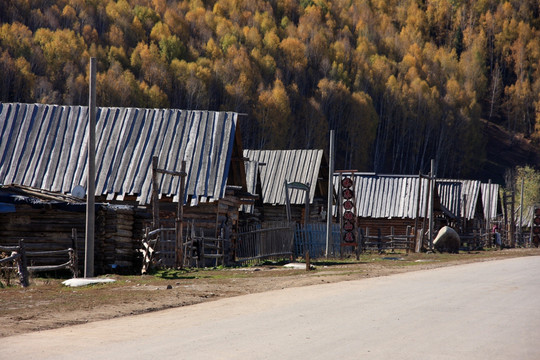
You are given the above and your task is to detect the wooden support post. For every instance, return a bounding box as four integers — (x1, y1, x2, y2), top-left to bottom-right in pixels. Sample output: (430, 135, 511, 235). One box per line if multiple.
(18, 239, 29, 288)
(71, 228, 79, 277)
(406, 225, 411, 253)
(305, 250, 310, 271)
(414, 172, 421, 237)
(85, 57, 96, 279)
(486, 179, 492, 232)
(177, 161, 186, 268)
(429, 159, 435, 252)
(390, 226, 395, 252)
(326, 130, 335, 258)
(365, 227, 370, 251)
(415, 229, 423, 253)
(151, 156, 160, 229)
(377, 228, 382, 254)
(510, 190, 515, 247)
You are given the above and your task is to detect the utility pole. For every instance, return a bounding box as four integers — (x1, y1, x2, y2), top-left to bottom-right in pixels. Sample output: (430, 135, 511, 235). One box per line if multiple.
(519, 178, 524, 245)
(326, 130, 334, 258)
(429, 159, 435, 251)
(85, 57, 96, 278)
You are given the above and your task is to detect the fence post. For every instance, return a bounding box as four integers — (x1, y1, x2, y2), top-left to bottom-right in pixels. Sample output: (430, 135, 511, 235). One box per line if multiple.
(390, 226, 395, 252)
(406, 226, 411, 253)
(71, 228, 79, 277)
(17, 239, 29, 288)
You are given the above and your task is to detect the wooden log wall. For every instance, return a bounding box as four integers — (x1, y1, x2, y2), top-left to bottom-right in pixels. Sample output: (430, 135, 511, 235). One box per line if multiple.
(258, 198, 328, 224)
(0, 203, 141, 274)
(157, 194, 241, 239)
(358, 218, 420, 237)
(0, 205, 86, 267)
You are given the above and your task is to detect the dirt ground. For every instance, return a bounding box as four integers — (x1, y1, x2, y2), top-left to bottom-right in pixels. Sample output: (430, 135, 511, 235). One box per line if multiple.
(1, 248, 539, 338)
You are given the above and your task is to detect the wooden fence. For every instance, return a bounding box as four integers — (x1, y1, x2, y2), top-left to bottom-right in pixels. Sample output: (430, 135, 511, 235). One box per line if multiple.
(360, 227, 416, 253)
(183, 227, 227, 268)
(0, 238, 77, 287)
(0, 240, 28, 287)
(235, 222, 295, 264)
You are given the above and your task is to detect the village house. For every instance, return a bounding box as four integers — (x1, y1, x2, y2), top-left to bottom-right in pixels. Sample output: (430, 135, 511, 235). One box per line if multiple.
(0, 102, 253, 273)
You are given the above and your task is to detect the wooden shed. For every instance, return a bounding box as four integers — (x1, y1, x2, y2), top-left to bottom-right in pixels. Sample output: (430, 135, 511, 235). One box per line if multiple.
(0, 103, 252, 271)
(334, 173, 455, 237)
(437, 179, 486, 234)
(243, 149, 330, 224)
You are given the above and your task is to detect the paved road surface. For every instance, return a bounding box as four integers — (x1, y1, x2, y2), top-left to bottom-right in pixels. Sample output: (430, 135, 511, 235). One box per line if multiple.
(4, 256, 540, 359)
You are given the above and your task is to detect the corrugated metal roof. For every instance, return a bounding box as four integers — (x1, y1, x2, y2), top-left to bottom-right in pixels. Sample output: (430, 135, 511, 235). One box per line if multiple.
(333, 174, 433, 219)
(438, 179, 482, 220)
(243, 149, 324, 205)
(0, 103, 239, 205)
(241, 159, 259, 213)
(481, 182, 500, 220)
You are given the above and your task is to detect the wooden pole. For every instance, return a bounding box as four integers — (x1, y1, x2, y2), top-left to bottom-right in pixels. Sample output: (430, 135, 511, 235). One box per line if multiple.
(18, 239, 29, 287)
(519, 178, 524, 245)
(325, 130, 334, 258)
(338, 173, 343, 259)
(510, 189, 515, 247)
(84, 57, 96, 278)
(284, 180, 291, 222)
(429, 159, 435, 252)
(487, 179, 492, 231)
(177, 160, 186, 268)
(151, 156, 160, 229)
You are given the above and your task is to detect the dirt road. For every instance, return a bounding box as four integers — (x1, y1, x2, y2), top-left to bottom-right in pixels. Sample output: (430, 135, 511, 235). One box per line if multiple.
(4, 255, 540, 359)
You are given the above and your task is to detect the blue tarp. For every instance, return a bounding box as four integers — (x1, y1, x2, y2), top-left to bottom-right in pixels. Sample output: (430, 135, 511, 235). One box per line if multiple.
(0, 202, 16, 213)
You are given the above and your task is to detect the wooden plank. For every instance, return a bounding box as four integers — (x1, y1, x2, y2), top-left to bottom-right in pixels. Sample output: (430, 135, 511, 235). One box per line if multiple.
(11, 105, 40, 186)
(54, 106, 78, 192)
(156, 109, 176, 196)
(6, 106, 26, 183)
(62, 106, 86, 192)
(213, 112, 233, 199)
(2, 104, 28, 183)
(268, 150, 283, 204)
(108, 107, 139, 194)
(364, 177, 375, 217)
(0, 104, 17, 173)
(125, 108, 154, 195)
(184, 111, 202, 196)
(113, 109, 144, 196)
(31, 105, 61, 189)
(208, 112, 225, 199)
(43, 106, 68, 190)
(138, 109, 167, 204)
(168, 110, 188, 200)
(72, 106, 90, 188)
(195, 111, 211, 198)
(287, 150, 301, 204)
(96, 107, 126, 194)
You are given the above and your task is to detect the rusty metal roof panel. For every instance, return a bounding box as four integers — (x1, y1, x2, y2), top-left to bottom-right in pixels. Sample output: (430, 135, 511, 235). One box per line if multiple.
(243, 149, 323, 205)
(0, 103, 239, 205)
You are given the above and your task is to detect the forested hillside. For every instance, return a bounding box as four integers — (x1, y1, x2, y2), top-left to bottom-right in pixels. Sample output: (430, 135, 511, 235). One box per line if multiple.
(1, 0, 539, 179)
